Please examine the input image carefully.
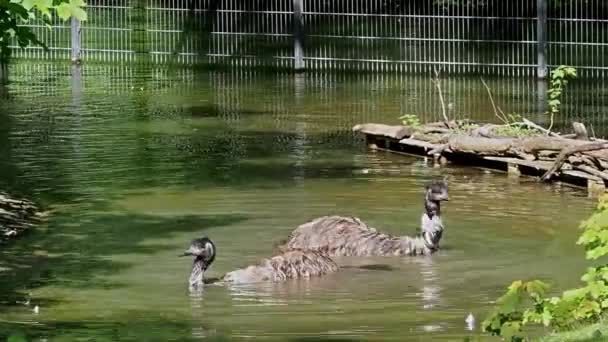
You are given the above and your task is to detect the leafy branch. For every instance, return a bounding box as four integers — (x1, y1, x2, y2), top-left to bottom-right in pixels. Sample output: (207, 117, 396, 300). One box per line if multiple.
(546, 65, 577, 134)
(0, 0, 87, 62)
(483, 194, 608, 341)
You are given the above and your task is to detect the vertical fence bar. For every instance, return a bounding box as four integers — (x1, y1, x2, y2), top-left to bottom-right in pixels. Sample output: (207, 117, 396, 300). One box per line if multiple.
(537, 0, 548, 79)
(293, 0, 304, 71)
(71, 17, 82, 63)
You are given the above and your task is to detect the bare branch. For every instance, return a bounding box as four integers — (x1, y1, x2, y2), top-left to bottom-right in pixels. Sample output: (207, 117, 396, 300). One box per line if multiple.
(480, 77, 509, 124)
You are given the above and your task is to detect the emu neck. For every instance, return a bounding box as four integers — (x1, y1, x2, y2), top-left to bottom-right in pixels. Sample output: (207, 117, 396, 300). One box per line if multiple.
(189, 257, 207, 291)
(421, 197, 444, 250)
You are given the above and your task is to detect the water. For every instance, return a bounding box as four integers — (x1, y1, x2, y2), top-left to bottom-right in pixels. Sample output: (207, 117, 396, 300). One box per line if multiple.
(0, 62, 605, 341)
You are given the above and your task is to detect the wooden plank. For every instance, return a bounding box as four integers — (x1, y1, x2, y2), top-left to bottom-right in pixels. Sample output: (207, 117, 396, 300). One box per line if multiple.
(482, 156, 553, 171)
(562, 170, 602, 182)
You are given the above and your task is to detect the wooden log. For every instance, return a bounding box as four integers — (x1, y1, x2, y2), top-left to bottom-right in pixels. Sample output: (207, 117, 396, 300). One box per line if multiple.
(398, 138, 442, 151)
(574, 164, 608, 181)
(542, 142, 608, 181)
(568, 155, 585, 165)
(519, 136, 584, 153)
(573, 122, 589, 140)
(420, 126, 452, 134)
(448, 135, 515, 154)
(582, 155, 602, 169)
(353, 124, 413, 140)
(409, 133, 450, 144)
(597, 159, 608, 170)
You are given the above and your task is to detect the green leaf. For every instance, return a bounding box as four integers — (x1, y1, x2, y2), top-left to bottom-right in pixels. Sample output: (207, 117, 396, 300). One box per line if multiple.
(541, 308, 553, 326)
(69, 0, 86, 7)
(21, 0, 34, 10)
(501, 322, 522, 341)
(33, 0, 52, 18)
(71, 6, 87, 21)
(563, 287, 588, 301)
(525, 280, 550, 299)
(55, 3, 71, 20)
(7, 3, 29, 18)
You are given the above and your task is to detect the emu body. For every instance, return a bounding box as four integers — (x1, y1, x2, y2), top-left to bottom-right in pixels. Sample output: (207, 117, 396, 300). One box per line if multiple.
(181, 237, 338, 292)
(223, 250, 338, 284)
(278, 181, 449, 257)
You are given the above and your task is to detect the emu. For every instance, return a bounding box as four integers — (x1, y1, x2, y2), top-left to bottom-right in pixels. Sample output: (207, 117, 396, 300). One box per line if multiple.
(181, 237, 338, 292)
(277, 181, 449, 257)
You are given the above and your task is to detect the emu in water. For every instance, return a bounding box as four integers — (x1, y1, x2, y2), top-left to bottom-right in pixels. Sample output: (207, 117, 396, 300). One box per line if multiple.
(277, 181, 449, 257)
(180, 237, 338, 292)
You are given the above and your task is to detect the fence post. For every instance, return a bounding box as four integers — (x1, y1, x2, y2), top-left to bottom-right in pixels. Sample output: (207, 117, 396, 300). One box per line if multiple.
(71, 17, 82, 64)
(133, 0, 149, 63)
(293, 0, 304, 71)
(536, 0, 548, 79)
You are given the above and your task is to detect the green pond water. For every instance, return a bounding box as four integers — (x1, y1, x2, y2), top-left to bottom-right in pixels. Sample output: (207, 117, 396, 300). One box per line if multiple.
(0, 62, 605, 341)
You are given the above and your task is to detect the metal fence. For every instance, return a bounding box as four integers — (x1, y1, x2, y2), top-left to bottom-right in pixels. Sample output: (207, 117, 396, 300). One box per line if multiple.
(9, 0, 608, 77)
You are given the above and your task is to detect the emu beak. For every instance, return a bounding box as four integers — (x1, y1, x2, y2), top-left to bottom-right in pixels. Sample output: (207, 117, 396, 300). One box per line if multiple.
(179, 251, 192, 257)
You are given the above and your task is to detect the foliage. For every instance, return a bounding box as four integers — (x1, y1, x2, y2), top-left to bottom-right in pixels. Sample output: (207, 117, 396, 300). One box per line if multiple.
(546, 65, 577, 133)
(0, 0, 87, 62)
(494, 127, 537, 139)
(399, 114, 421, 129)
(483, 194, 608, 341)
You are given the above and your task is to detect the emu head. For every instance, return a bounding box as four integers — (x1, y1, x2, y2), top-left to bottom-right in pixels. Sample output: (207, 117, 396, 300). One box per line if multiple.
(181, 236, 216, 265)
(425, 180, 449, 203)
(181, 237, 216, 291)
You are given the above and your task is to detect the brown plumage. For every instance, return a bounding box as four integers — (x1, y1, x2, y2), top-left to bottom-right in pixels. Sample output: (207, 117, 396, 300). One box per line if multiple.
(181, 237, 338, 292)
(277, 181, 449, 257)
(223, 249, 338, 284)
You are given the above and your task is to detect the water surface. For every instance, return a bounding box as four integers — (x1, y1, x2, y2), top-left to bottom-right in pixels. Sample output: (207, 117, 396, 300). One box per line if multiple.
(0, 62, 604, 341)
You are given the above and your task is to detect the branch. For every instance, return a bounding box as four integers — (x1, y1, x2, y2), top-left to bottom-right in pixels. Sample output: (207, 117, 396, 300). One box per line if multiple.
(521, 118, 562, 138)
(432, 68, 450, 125)
(542, 142, 608, 181)
(480, 78, 508, 124)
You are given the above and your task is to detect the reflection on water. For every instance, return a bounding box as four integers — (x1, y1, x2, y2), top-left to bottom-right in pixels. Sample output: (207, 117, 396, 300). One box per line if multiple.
(0, 61, 605, 341)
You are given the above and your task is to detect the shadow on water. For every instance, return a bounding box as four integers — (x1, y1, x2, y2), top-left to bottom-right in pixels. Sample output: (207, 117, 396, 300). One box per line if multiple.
(0, 209, 248, 311)
(289, 338, 363, 342)
(341, 264, 396, 272)
(0, 319, 232, 342)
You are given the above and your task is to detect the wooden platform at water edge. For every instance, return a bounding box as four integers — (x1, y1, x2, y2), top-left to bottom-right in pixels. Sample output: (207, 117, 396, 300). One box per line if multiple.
(353, 123, 608, 197)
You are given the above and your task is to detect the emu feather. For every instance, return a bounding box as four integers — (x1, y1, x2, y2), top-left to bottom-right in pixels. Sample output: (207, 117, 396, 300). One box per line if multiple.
(277, 181, 449, 257)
